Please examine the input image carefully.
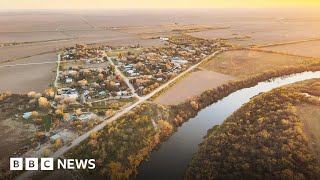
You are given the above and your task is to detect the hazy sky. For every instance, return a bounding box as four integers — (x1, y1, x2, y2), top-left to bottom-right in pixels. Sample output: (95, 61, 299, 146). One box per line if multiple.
(2, 0, 320, 9)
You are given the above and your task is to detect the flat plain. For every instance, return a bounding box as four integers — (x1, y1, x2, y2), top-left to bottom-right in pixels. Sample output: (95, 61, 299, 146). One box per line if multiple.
(262, 40, 320, 58)
(0, 53, 57, 93)
(200, 50, 315, 77)
(154, 70, 235, 105)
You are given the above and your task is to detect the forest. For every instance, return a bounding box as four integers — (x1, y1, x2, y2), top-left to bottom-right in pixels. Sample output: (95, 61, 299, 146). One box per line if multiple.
(65, 103, 175, 179)
(184, 79, 320, 179)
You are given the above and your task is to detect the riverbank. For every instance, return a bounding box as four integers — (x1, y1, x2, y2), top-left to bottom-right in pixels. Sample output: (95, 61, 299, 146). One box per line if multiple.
(185, 79, 320, 179)
(136, 70, 320, 179)
(171, 63, 320, 127)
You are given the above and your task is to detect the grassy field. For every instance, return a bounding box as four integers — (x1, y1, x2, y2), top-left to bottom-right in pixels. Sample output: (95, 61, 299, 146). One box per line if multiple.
(154, 69, 235, 105)
(262, 40, 320, 58)
(0, 53, 57, 93)
(200, 50, 318, 77)
(297, 104, 320, 160)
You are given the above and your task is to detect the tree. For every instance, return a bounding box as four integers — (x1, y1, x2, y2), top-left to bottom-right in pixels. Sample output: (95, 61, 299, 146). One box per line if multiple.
(38, 97, 49, 108)
(75, 108, 82, 116)
(158, 120, 173, 138)
(45, 88, 55, 98)
(54, 138, 63, 149)
(31, 111, 39, 118)
(63, 113, 70, 121)
(78, 79, 88, 86)
(27, 91, 36, 98)
(43, 148, 52, 157)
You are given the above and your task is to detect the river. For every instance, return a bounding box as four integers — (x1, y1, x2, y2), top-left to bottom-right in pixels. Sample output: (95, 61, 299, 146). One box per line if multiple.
(136, 71, 320, 180)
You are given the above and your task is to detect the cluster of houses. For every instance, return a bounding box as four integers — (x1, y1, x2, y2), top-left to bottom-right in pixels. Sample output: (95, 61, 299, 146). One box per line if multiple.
(61, 44, 107, 61)
(58, 64, 131, 103)
(115, 35, 221, 95)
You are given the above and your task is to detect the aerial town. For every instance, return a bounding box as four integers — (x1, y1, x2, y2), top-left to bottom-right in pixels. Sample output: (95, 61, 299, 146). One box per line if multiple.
(2, 35, 223, 164)
(1, 5, 320, 180)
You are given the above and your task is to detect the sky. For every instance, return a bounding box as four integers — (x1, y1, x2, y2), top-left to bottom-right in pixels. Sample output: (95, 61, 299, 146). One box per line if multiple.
(1, 0, 320, 9)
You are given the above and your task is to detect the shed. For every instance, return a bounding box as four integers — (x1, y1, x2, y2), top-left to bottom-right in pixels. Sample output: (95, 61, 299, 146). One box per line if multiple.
(23, 112, 32, 119)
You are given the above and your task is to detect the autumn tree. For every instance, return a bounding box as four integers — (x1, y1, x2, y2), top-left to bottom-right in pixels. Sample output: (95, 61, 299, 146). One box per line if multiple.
(38, 97, 49, 108)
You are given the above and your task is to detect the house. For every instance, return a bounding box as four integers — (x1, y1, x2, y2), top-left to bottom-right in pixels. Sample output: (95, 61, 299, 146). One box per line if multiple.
(66, 78, 73, 84)
(160, 37, 169, 41)
(62, 93, 78, 99)
(127, 70, 134, 74)
(23, 112, 32, 119)
(124, 65, 133, 70)
(130, 73, 139, 77)
(116, 91, 128, 96)
(82, 90, 90, 96)
(64, 115, 76, 121)
(172, 57, 188, 64)
(50, 134, 62, 143)
(99, 91, 107, 96)
(66, 70, 77, 74)
(79, 113, 93, 121)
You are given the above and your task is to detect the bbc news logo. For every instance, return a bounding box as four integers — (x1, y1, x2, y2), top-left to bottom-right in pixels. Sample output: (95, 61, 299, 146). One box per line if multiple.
(10, 158, 95, 171)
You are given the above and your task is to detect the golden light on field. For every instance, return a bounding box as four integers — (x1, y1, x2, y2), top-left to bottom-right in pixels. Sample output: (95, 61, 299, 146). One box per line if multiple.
(1, 0, 320, 9)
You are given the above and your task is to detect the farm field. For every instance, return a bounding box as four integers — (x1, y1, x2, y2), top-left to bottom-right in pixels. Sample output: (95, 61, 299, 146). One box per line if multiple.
(188, 28, 240, 40)
(200, 50, 317, 77)
(154, 70, 235, 105)
(262, 40, 320, 58)
(0, 53, 57, 93)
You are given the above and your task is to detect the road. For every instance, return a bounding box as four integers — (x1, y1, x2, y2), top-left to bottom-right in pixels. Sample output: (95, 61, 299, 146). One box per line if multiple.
(54, 54, 61, 88)
(17, 50, 221, 180)
(0, 61, 57, 68)
(104, 53, 139, 98)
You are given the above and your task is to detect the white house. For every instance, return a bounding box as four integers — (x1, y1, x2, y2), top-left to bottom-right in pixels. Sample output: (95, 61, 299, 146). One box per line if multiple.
(160, 37, 169, 41)
(62, 93, 78, 99)
(79, 113, 93, 121)
(66, 78, 73, 84)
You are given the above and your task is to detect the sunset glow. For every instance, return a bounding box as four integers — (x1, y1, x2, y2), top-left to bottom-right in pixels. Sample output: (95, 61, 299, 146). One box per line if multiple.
(2, 0, 320, 9)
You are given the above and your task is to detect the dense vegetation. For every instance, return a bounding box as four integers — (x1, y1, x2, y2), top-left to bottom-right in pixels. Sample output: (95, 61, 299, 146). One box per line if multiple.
(65, 103, 174, 179)
(185, 79, 320, 179)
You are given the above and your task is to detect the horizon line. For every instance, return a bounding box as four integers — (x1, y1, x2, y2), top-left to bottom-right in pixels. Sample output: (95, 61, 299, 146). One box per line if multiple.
(1, 6, 320, 11)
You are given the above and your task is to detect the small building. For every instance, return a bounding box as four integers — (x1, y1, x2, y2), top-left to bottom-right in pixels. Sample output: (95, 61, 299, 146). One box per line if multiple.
(50, 134, 62, 143)
(99, 91, 107, 96)
(160, 37, 169, 41)
(66, 78, 73, 84)
(62, 93, 78, 99)
(157, 78, 163, 82)
(23, 112, 32, 119)
(172, 57, 188, 64)
(64, 115, 76, 121)
(116, 91, 128, 96)
(79, 113, 93, 121)
(127, 70, 134, 74)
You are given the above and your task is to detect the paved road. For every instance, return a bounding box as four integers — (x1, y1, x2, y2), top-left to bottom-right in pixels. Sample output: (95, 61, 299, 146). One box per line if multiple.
(17, 50, 221, 180)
